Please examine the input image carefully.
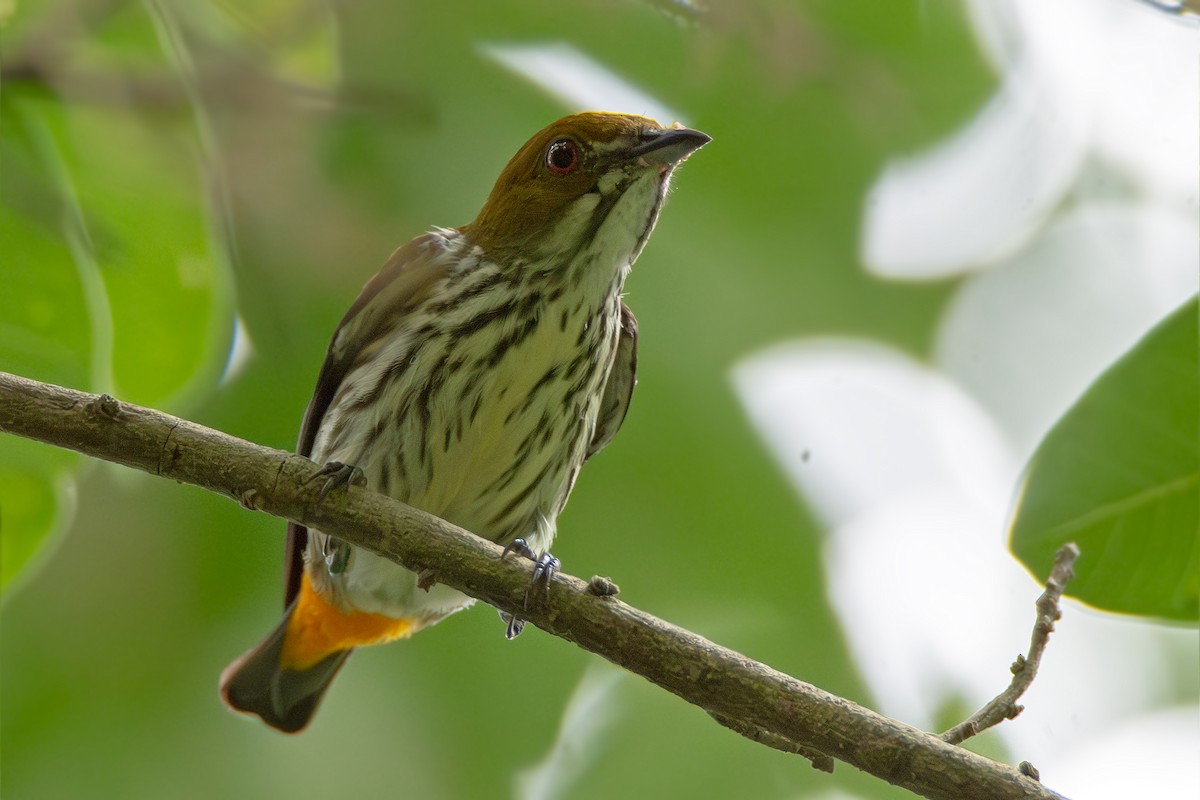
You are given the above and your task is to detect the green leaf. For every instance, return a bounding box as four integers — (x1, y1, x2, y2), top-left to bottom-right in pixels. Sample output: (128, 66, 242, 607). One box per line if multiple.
(0, 85, 233, 591)
(0, 462, 79, 591)
(1010, 295, 1200, 622)
(0, 210, 86, 588)
(0, 94, 94, 592)
(44, 102, 230, 407)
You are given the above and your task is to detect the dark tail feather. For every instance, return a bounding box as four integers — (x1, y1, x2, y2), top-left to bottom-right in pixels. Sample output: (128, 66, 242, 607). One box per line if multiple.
(219, 613, 350, 734)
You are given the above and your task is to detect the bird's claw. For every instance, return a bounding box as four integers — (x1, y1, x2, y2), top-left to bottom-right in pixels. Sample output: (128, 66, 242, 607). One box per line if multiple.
(500, 538, 559, 639)
(501, 537, 537, 561)
(501, 612, 526, 639)
(307, 461, 365, 509)
(528, 552, 560, 603)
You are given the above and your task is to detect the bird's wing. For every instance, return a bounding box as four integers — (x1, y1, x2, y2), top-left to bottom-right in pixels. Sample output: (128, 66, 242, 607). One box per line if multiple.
(283, 231, 457, 607)
(586, 301, 638, 461)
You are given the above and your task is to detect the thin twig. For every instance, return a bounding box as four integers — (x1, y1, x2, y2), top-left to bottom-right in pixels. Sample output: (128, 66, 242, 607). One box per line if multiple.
(0, 371, 1069, 800)
(941, 543, 1080, 746)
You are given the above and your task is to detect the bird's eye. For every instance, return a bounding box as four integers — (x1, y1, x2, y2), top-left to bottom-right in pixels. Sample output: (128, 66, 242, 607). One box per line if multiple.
(545, 139, 580, 175)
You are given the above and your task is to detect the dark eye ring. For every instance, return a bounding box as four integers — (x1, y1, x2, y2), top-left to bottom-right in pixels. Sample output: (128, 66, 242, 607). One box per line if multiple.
(545, 139, 580, 175)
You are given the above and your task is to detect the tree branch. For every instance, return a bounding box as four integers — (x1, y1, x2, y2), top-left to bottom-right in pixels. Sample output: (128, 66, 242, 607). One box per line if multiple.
(941, 543, 1080, 747)
(0, 371, 1067, 800)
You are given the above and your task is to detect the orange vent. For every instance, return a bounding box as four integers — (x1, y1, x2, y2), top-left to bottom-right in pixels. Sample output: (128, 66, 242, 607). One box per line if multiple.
(280, 573, 417, 670)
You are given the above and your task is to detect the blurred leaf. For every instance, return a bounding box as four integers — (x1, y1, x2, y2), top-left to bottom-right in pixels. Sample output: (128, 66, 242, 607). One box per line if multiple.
(0, 190, 94, 389)
(0, 94, 96, 592)
(209, 0, 340, 87)
(0, 77, 232, 588)
(0, 464, 77, 590)
(515, 665, 624, 800)
(43, 101, 229, 406)
(1010, 295, 1200, 622)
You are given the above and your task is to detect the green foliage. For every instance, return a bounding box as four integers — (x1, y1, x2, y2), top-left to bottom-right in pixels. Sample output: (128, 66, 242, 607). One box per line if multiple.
(1010, 297, 1200, 622)
(0, 158, 90, 585)
(7, 1, 1189, 799)
(0, 87, 231, 588)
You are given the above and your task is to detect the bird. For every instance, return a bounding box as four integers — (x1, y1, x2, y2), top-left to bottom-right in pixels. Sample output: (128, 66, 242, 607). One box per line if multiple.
(219, 112, 709, 733)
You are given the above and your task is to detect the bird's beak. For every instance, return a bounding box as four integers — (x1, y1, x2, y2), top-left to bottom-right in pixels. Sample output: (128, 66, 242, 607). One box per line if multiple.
(628, 126, 712, 168)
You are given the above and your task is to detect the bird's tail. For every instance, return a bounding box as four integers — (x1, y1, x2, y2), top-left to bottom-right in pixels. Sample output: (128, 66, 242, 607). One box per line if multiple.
(219, 613, 350, 734)
(220, 573, 416, 733)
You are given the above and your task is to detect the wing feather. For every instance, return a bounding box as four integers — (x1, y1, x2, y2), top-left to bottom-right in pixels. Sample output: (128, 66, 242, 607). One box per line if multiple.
(586, 302, 638, 461)
(283, 231, 456, 607)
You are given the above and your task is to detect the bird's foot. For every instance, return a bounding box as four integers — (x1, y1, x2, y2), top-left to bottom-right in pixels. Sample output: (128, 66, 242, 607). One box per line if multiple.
(499, 538, 560, 639)
(306, 461, 366, 508)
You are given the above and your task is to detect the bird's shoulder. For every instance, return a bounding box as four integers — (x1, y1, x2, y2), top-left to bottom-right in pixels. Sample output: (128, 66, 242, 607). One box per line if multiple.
(333, 229, 463, 352)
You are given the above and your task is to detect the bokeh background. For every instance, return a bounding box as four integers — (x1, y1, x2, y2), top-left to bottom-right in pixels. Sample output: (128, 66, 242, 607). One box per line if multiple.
(2, 1, 1196, 799)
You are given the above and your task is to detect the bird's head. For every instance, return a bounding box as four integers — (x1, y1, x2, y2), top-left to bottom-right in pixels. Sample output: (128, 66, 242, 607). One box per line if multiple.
(462, 112, 709, 264)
